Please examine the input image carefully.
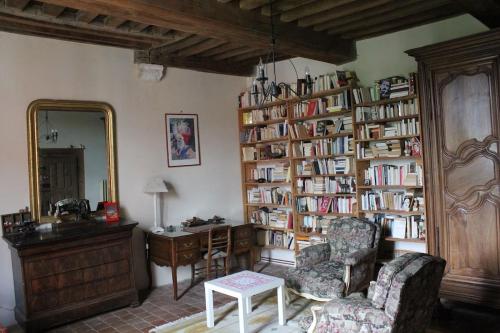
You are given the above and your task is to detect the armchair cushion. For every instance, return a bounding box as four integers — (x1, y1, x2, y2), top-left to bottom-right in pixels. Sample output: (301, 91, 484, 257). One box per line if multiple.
(285, 261, 346, 299)
(315, 296, 392, 333)
(328, 218, 378, 261)
(344, 247, 377, 266)
(295, 243, 331, 269)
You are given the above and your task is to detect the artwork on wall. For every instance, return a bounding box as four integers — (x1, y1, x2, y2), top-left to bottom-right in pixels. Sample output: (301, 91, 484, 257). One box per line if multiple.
(165, 113, 201, 167)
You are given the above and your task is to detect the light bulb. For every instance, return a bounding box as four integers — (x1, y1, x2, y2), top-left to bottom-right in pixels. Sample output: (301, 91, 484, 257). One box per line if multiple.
(305, 66, 310, 76)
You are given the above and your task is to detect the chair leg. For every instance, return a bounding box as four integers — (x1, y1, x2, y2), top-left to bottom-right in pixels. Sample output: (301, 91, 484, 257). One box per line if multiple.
(308, 305, 323, 333)
(190, 263, 195, 285)
(207, 259, 212, 280)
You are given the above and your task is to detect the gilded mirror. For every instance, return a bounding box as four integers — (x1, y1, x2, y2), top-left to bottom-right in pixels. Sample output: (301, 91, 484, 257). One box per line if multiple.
(27, 100, 117, 222)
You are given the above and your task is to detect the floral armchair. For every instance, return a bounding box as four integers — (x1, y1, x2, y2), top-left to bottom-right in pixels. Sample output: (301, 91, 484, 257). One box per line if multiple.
(285, 217, 381, 301)
(305, 253, 446, 333)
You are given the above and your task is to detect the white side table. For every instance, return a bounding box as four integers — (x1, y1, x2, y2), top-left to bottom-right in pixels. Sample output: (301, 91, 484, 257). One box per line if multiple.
(204, 270, 286, 333)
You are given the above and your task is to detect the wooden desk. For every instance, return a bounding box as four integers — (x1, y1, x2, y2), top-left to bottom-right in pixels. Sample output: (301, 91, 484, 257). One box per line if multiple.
(146, 224, 254, 300)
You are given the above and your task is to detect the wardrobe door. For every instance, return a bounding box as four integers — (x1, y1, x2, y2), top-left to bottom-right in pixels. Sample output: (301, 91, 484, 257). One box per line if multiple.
(431, 59, 500, 307)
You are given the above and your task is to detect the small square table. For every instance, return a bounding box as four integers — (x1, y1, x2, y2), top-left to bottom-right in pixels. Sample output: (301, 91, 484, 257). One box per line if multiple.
(204, 270, 286, 333)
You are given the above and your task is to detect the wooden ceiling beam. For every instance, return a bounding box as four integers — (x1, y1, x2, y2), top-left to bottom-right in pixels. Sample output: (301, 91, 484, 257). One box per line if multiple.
(329, 0, 452, 35)
(229, 49, 269, 62)
(129, 22, 149, 33)
(261, 0, 315, 16)
(451, 0, 500, 28)
(212, 47, 258, 60)
(135, 50, 255, 76)
(75, 10, 99, 23)
(342, 4, 462, 39)
(5, 0, 32, 10)
(278, 0, 357, 23)
(36, 0, 355, 63)
(42, 3, 66, 17)
(176, 39, 227, 57)
(239, 0, 270, 10)
(155, 35, 207, 54)
(301, 0, 393, 29)
(0, 12, 160, 49)
(198, 43, 243, 57)
(104, 16, 127, 28)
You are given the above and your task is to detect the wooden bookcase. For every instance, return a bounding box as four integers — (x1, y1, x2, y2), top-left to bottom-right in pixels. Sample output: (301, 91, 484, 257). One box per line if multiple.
(238, 85, 427, 261)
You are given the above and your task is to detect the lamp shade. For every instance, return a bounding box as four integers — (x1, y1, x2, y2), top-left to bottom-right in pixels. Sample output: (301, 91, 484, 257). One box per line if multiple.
(144, 177, 169, 193)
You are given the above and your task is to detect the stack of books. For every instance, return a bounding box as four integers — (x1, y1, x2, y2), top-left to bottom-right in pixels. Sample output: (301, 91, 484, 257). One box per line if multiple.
(249, 163, 290, 183)
(251, 208, 293, 229)
(295, 157, 353, 176)
(296, 176, 356, 194)
(363, 162, 423, 186)
(247, 187, 292, 205)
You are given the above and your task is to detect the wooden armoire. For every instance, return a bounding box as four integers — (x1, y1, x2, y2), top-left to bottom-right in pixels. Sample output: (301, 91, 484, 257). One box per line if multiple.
(407, 30, 500, 308)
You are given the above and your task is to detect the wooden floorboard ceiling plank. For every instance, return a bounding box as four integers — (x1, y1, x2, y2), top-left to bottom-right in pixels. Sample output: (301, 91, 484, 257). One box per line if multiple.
(260, 0, 316, 16)
(176, 39, 228, 57)
(5, 0, 32, 10)
(278, 0, 357, 23)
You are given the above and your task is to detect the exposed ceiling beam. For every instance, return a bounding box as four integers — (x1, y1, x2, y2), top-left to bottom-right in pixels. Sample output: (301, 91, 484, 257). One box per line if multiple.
(37, 0, 355, 64)
(0, 12, 161, 49)
(261, 0, 316, 16)
(155, 35, 207, 54)
(451, 0, 500, 28)
(75, 11, 99, 23)
(239, 0, 270, 10)
(42, 4, 65, 18)
(104, 16, 127, 28)
(230, 49, 269, 62)
(135, 50, 255, 76)
(278, 0, 357, 22)
(176, 39, 227, 57)
(212, 47, 258, 60)
(5, 0, 31, 10)
(198, 43, 243, 57)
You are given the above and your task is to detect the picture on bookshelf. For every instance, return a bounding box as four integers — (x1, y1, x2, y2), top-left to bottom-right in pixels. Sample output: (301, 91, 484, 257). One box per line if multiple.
(165, 113, 201, 167)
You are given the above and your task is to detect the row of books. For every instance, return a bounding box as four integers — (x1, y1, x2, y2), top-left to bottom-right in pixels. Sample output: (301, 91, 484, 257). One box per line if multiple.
(352, 73, 416, 104)
(242, 105, 287, 124)
(380, 215, 425, 240)
(251, 208, 293, 229)
(311, 70, 353, 92)
(357, 119, 420, 140)
(293, 92, 351, 118)
(363, 163, 423, 187)
(249, 164, 290, 183)
(355, 100, 419, 122)
(300, 216, 336, 234)
(295, 157, 353, 175)
(296, 234, 326, 250)
(242, 143, 288, 161)
(240, 123, 288, 143)
(296, 196, 356, 214)
(293, 137, 353, 157)
(360, 190, 424, 212)
(247, 187, 292, 205)
(296, 176, 356, 195)
(256, 230, 295, 250)
(356, 140, 402, 159)
(288, 116, 352, 139)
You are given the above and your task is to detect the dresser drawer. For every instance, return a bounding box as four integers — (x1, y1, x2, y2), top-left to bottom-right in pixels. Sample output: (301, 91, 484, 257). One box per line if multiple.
(176, 249, 200, 265)
(175, 236, 199, 251)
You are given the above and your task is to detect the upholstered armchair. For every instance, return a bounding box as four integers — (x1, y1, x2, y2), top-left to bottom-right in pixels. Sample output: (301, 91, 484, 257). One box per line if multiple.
(306, 253, 446, 333)
(285, 217, 381, 301)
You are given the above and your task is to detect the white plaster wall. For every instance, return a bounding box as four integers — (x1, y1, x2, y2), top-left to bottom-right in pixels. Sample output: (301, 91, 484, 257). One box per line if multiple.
(0, 31, 246, 326)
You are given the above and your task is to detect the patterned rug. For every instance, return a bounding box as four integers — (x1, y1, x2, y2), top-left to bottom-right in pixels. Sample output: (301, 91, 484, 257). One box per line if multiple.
(150, 291, 319, 333)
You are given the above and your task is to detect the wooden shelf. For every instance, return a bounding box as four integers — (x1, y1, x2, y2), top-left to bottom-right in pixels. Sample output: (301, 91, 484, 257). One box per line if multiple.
(291, 132, 352, 142)
(292, 153, 354, 160)
(242, 157, 289, 164)
(359, 210, 425, 216)
(241, 137, 289, 146)
(295, 193, 356, 197)
(253, 225, 293, 232)
(242, 117, 288, 127)
(356, 156, 421, 162)
(354, 114, 419, 125)
(239, 99, 287, 112)
(354, 94, 417, 107)
(245, 203, 292, 208)
(294, 173, 355, 178)
(384, 237, 426, 244)
(244, 182, 291, 186)
(291, 110, 351, 122)
(358, 185, 423, 190)
(297, 212, 356, 217)
(355, 134, 419, 142)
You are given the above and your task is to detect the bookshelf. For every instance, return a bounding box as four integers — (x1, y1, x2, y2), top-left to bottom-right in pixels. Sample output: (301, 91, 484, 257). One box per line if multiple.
(352, 84, 427, 261)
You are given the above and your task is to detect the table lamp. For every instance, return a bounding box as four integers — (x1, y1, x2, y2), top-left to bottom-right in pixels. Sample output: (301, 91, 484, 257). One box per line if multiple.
(144, 177, 169, 234)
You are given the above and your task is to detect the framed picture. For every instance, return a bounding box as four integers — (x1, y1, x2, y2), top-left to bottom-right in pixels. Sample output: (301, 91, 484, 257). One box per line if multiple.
(104, 201, 120, 223)
(165, 113, 201, 167)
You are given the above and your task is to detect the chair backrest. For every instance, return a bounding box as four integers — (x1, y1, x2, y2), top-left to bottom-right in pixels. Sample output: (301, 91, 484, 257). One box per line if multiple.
(326, 217, 381, 261)
(371, 253, 446, 333)
(207, 225, 232, 257)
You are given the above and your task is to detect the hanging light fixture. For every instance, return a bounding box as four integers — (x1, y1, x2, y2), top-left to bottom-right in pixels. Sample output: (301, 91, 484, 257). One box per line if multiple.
(251, 0, 314, 107)
(43, 111, 58, 143)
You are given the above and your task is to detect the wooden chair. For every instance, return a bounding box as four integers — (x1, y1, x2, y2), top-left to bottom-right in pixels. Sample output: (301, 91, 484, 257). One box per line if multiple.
(192, 225, 232, 281)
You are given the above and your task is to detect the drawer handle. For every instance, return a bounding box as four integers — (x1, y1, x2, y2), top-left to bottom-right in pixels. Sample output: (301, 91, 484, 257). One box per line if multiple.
(183, 242, 193, 248)
(183, 253, 193, 259)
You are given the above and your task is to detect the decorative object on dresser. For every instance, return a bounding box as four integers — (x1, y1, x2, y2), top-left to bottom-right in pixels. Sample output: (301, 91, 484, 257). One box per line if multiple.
(285, 217, 381, 301)
(407, 29, 500, 309)
(305, 253, 446, 333)
(144, 177, 169, 233)
(165, 113, 201, 167)
(1, 211, 35, 235)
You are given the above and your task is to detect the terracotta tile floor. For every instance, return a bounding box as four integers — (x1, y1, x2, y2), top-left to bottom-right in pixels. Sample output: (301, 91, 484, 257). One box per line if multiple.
(46, 263, 500, 333)
(48, 263, 286, 333)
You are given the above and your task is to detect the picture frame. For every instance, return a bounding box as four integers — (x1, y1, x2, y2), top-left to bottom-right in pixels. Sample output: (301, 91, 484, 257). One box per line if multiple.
(104, 201, 120, 223)
(165, 113, 201, 167)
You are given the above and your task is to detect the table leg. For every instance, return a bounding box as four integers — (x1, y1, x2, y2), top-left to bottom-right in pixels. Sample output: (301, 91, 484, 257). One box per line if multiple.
(172, 265, 178, 300)
(277, 285, 286, 326)
(245, 296, 252, 314)
(205, 287, 215, 328)
(238, 296, 248, 333)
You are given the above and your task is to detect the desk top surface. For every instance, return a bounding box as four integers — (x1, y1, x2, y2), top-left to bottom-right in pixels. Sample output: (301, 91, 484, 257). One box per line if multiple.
(152, 221, 247, 238)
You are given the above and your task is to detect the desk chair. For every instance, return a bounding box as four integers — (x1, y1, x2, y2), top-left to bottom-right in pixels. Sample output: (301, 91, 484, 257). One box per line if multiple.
(192, 225, 232, 280)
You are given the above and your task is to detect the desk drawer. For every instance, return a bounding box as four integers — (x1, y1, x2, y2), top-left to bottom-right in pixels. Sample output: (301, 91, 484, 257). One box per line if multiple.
(176, 249, 199, 265)
(175, 236, 199, 251)
(234, 226, 252, 240)
(234, 239, 252, 251)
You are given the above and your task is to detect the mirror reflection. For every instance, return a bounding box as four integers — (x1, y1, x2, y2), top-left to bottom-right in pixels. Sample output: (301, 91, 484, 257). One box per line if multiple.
(37, 110, 108, 218)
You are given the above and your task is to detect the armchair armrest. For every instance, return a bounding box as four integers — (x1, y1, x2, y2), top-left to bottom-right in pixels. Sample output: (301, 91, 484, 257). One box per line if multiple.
(344, 248, 377, 266)
(295, 243, 331, 268)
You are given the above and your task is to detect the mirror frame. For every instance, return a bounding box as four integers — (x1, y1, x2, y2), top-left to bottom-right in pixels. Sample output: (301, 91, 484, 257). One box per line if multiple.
(27, 99, 118, 222)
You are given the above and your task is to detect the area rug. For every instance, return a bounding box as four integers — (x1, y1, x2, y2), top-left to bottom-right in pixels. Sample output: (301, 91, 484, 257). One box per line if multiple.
(150, 291, 319, 333)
